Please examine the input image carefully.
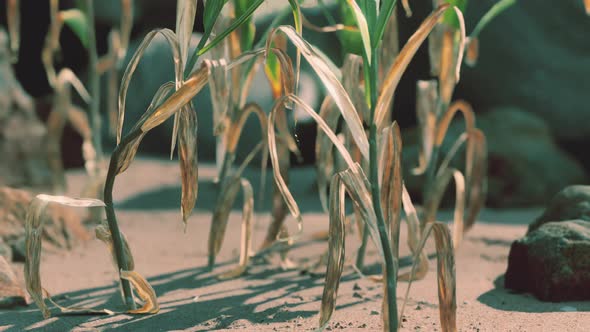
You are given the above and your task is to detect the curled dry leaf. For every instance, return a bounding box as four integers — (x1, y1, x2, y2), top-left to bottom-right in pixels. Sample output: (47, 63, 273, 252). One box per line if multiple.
(399, 185, 429, 281)
(401, 0, 412, 17)
(25, 195, 105, 319)
(432, 223, 457, 332)
(218, 179, 254, 280)
(413, 80, 439, 175)
(204, 59, 230, 135)
(384, 123, 403, 256)
(95, 221, 135, 271)
(119, 0, 133, 58)
(208, 176, 241, 268)
(318, 175, 346, 329)
(464, 129, 487, 234)
(178, 103, 199, 227)
(41, 0, 62, 87)
(268, 94, 356, 244)
(465, 37, 479, 67)
(118, 28, 181, 144)
(115, 81, 176, 175)
(374, 4, 450, 129)
(316, 96, 339, 212)
(7, 0, 20, 62)
(268, 25, 368, 159)
(120, 270, 159, 314)
(435, 100, 475, 147)
(175, 0, 197, 66)
(141, 65, 209, 133)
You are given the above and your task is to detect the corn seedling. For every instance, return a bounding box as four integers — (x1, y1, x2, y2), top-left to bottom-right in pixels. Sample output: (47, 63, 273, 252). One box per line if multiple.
(18, 1, 515, 330)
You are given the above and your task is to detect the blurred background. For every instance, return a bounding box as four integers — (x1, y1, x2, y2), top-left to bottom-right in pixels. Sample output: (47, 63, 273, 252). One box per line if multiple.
(1, 0, 589, 207)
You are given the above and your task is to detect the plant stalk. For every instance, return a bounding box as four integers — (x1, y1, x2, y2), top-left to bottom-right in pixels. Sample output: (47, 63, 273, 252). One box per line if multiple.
(103, 128, 143, 310)
(366, 46, 397, 331)
(84, 0, 103, 160)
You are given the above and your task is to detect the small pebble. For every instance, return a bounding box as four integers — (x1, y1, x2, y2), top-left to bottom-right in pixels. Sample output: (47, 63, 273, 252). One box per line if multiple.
(370, 310, 379, 315)
(353, 283, 362, 291)
(352, 292, 363, 299)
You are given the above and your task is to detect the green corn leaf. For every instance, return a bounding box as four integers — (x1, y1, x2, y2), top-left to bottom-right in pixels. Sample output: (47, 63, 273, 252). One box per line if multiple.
(373, 0, 397, 48)
(337, 0, 363, 56)
(471, 0, 516, 38)
(234, 0, 256, 51)
(61, 9, 89, 48)
(442, 0, 468, 29)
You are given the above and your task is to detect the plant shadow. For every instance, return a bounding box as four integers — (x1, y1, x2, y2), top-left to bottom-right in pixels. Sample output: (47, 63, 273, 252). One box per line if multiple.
(477, 274, 590, 313)
(1, 259, 365, 331)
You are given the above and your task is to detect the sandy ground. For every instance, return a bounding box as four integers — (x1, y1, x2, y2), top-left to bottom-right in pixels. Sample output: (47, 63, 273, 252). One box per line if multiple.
(1, 159, 589, 331)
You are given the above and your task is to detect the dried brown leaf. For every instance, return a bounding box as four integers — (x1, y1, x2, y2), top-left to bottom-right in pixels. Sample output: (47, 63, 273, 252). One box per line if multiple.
(318, 175, 346, 329)
(218, 179, 254, 280)
(120, 270, 159, 314)
(413, 80, 439, 175)
(464, 37, 479, 67)
(268, 95, 356, 242)
(25, 195, 105, 319)
(435, 100, 475, 147)
(379, 7, 400, 84)
(399, 185, 428, 281)
(374, 4, 450, 128)
(7, 0, 20, 62)
(432, 223, 457, 332)
(464, 129, 487, 234)
(178, 103, 198, 226)
(384, 123, 403, 257)
(204, 59, 230, 135)
(268, 26, 369, 159)
(118, 28, 181, 144)
(95, 221, 135, 271)
(116, 81, 176, 175)
(141, 65, 209, 133)
(119, 0, 133, 58)
(586, 0, 590, 15)
(315, 96, 339, 212)
(208, 176, 241, 267)
(175, 0, 197, 66)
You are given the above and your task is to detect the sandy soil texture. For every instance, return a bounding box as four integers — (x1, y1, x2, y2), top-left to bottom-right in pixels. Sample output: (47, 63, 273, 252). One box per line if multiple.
(1, 159, 589, 331)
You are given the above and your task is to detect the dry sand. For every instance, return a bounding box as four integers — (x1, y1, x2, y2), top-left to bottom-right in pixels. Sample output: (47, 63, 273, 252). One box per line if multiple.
(1, 159, 589, 331)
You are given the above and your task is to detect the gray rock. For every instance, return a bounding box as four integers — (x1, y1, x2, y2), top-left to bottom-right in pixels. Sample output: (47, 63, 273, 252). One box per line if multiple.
(528, 185, 590, 233)
(0, 29, 52, 188)
(403, 107, 588, 207)
(460, 0, 590, 141)
(504, 220, 590, 302)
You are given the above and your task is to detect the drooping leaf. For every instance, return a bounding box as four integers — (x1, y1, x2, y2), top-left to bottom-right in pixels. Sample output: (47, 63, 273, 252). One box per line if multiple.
(471, 0, 517, 38)
(176, 0, 197, 66)
(374, 4, 450, 128)
(24, 195, 105, 319)
(413, 80, 439, 175)
(208, 176, 241, 268)
(95, 221, 135, 271)
(7, 0, 20, 62)
(318, 175, 346, 329)
(61, 9, 89, 48)
(120, 270, 159, 314)
(218, 178, 254, 279)
(116, 81, 176, 175)
(178, 103, 199, 227)
(316, 96, 339, 212)
(268, 26, 369, 159)
(118, 28, 181, 144)
(432, 223, 457, 332)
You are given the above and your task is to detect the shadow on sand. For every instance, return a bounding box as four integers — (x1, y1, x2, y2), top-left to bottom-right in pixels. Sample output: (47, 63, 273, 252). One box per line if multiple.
(477, 274, 590, 313)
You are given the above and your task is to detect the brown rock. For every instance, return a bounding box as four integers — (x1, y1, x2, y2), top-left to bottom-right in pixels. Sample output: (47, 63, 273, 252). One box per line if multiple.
(0, 187, 90, 262)
(0, 256, 26, 307)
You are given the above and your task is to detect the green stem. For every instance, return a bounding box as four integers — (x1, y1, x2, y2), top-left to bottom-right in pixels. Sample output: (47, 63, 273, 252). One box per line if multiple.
(85, 0, 103, 159)
(103, 128, 142, 310)
(366, 48, 397, 331)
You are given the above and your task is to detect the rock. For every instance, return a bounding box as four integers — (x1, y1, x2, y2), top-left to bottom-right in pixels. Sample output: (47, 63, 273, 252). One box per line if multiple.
(0, 187, 90, 262)
(504, 220, 590, 302)
(528, 185, 590, 233)
(458, 0, 590, 141)
(0, 255, 27, 308)
(0, 29, 52, 188)
(403, 107, 588, 207)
